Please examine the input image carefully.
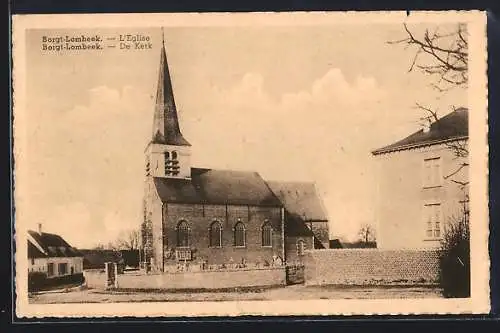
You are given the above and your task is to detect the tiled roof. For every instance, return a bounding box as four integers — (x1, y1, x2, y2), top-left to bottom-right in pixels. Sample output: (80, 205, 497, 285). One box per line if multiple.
(28, 240, 46, 258)
(372, 107, 468, 155)
(266, 180, 329, 221)
(154, 168, 283, 207)
(79, 249, 125, 269)
(28, 230, 82, 258)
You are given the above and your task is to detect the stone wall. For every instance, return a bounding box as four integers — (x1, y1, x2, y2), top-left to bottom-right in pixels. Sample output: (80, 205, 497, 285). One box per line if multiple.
(84, 267, 286, 290)
(304, 249, 440, 286)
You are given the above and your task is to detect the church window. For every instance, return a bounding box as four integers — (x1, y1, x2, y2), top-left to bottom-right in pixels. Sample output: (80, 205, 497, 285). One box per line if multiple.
(176, 221, 190, 247)
(164, 152, 171, 176)
(146, 158, 150, 176)
(165, 151, 179, 176)
(297, 239, 306, 256)
(261, 222, 272, 247)
(233, 222, 246, 247)
(209, 221, 223, 248)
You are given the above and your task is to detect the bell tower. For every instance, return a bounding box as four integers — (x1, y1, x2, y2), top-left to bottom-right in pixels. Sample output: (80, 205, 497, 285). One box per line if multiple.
(145, 31, 192, 180)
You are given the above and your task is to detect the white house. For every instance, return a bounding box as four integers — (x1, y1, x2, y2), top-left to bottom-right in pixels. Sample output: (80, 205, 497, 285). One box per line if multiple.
(28, 224, 84, 278)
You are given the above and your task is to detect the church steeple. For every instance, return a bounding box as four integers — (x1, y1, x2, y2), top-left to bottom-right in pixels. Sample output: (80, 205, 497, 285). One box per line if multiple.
(145, 30, 192, 179)
(151, 31, 190, 146)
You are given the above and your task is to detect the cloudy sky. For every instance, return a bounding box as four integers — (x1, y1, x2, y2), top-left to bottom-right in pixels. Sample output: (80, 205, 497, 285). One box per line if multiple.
(22, 23, 466, 248)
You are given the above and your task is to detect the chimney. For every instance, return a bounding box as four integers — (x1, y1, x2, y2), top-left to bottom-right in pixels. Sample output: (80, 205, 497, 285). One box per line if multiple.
(37, 223, 42, 234)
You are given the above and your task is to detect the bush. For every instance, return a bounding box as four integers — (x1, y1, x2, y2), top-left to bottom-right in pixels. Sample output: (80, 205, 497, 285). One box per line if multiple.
(28, 272, 85, 292)
(439, 212, 470, 298)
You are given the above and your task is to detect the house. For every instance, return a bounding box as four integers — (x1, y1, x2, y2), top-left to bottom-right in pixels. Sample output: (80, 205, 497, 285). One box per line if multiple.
(371, 108, 469, 249)
(141, 36, 330, 272)
(28, 224, 84, 278)
(79, 249, 125, 270)
(79, 249, 139, 271)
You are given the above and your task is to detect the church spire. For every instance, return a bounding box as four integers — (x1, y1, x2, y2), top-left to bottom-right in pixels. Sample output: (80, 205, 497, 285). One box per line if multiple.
(151, 29, 191, 146)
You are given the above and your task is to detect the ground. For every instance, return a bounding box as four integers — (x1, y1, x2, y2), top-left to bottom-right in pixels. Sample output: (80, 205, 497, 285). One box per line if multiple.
(29, 284, 443, 303)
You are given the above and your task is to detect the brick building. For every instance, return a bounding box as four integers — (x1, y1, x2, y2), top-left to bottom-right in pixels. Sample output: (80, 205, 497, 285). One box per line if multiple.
(141, 38, 329, 272)
(372, 108, 469, 249)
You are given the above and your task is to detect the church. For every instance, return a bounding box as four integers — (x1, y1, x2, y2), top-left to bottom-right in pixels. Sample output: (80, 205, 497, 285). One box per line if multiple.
(141, 37, 330, 272)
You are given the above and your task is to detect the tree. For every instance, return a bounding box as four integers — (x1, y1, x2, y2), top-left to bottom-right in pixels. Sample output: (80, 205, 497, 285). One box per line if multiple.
(389, 23, 469, 188)
(113, 229, 141, 250)
(358, 224, 376, 243)
(440, 201, 470, 297)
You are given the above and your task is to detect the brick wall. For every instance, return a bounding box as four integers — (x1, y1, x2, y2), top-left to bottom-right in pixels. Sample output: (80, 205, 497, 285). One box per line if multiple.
(304, 249, 440, 286)
(84, 268, 285, 290)
(161, 203, 284, 268)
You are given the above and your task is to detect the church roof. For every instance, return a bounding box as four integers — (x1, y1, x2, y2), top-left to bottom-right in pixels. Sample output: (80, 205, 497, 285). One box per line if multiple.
(372, 107, 468, 155)
(266, 181, 329, 221)
(151, 41, 191, 146)
(28, 230, 82, 258)
(153, 168, 283, 207)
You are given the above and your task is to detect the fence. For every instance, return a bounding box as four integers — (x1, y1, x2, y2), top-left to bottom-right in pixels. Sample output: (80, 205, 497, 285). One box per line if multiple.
(285, 265, 305, 285)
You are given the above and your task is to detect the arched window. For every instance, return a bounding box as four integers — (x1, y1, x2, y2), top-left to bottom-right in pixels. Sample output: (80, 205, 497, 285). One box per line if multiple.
(261, 222, 272, 247)
(209, 221, 222, 248)
(296, 239, 306, 256)
(171, 151, 178, 160)
(176, 221, 189, 247)
(233, 222, 246, 247)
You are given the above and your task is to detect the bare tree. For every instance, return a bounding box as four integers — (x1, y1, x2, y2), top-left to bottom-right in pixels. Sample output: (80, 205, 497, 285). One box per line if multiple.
(114, 229, 141, 250)
(358, 224, 376, 243)
(389, 23, 469, 187)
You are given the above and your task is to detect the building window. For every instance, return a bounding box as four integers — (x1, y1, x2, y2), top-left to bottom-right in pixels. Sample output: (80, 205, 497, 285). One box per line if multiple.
(58, 263, 68, 275)
(165, 151, 180, 176)
(176, 221, 190, 247)
(424, 203, 442, 239)
(209, 221, 223, 248)
(47, 263, 54, 276)
(146, 158, 150, 176)
(423, 157, 442, 188)
(261, 222, 272, 247)
(297, 239, 306, 256)
(30, 258, 35, 265)
(234, 222, 246, 247)
(164, 152, 171, 176)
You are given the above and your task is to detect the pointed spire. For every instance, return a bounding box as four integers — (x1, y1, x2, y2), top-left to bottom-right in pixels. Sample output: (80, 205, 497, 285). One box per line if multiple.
(151, 28, 191, 146)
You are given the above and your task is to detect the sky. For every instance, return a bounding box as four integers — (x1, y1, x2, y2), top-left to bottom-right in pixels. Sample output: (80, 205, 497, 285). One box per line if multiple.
(21, 23, 466, 248)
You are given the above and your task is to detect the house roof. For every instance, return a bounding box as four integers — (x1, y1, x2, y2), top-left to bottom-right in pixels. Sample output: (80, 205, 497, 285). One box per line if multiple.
(154, 168, 283, 207)
(266, 181, 329, 221)
(79, 249, 124, 269)
(28, 240, 46, 258)
(372, 107, 468, 155)
(28, 230, 82, 258)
